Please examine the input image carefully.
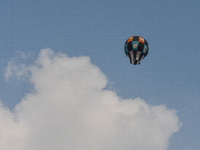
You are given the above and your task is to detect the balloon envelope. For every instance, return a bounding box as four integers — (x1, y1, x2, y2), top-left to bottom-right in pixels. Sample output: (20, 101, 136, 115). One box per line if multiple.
(124, 36, 149, 65)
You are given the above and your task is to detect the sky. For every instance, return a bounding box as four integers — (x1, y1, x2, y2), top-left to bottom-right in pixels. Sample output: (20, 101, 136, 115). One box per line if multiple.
(0, 0, 199, 149)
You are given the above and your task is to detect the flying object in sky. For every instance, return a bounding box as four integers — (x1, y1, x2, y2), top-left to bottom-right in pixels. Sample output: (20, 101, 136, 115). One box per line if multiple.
(124, 36, 149, 65)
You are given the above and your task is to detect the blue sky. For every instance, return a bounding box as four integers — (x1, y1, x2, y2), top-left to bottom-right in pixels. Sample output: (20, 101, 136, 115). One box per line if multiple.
(0, 0, 199, 149)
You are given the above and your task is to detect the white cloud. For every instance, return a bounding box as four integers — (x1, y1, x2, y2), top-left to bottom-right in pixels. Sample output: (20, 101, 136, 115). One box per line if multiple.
(0, 49, 181, 150)
(5, 51, 33, 81)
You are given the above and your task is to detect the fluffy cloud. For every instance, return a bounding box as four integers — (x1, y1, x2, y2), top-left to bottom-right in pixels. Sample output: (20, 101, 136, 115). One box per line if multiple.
(1, 49, 181, 150)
